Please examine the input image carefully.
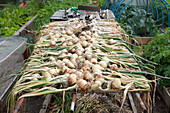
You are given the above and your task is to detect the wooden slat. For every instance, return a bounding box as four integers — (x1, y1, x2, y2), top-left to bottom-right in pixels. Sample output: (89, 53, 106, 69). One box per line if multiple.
(78, 5, 100, 11)
(39, 94, 52, 113)
(128, 92, 137, 113)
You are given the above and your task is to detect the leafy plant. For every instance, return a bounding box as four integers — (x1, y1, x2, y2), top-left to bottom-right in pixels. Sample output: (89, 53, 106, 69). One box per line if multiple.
(0, 0, 42, 35)
(143, 28, 170, 87)
(0, 0, 91, 35)
(152, 0, 170, 27)
(116, 4, 159, 37)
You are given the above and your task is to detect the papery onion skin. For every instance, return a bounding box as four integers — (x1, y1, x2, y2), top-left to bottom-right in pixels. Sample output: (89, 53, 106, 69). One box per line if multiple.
(77, 79, 88, 91)
(68, 74, 77, 85)
(111, 78, 122, 89)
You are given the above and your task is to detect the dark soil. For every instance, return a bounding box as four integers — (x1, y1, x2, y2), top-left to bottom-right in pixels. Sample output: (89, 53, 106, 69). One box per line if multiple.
(46, 92, 132, 113)
(153, 90, 169, 113)
(75, 93, 132, 113)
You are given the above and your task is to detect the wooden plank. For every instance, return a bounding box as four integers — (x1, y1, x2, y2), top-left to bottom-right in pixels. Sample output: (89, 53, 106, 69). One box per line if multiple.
(39, 94, 52, 113)
(78, 5, 100, 11)
(133, 37, 153, 45)
(13, 15, 37, 35)
(159, 86, 170, 110)
(128, 92, 137, 113)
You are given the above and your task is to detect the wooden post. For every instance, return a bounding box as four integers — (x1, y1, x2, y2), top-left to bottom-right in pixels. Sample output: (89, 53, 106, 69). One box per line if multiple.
(13, 98, 25, 113)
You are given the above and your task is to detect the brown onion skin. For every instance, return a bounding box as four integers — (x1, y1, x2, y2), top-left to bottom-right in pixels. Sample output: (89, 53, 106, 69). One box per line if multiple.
(68, 74, 77, 85)
(77, 79, 88, 91)
(111, 78, 121, 89)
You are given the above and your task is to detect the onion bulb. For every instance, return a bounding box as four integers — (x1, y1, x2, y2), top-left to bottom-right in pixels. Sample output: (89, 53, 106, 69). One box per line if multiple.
(110, 64, 118, 71)
(41, 71, 52, 81)
(91, 81, 102, 90)
(77, 79, 88, 91)
(86, 31, 91, 35)
(50, 41, 56, 46)
(111, 78, 122, 89)
(61, 30, 66, 34)
(92, 33, 99, 38)
(82, 41, 88, 48)
(55, 33, 61, 38)
(108, 39, 117, 45)
(90, 57, 97, 64)
(63, 59, 75, 69)
(66, 30, 73, 35)
(68, 74, 77, 85)
(49, 56, 56, 62)
(99, 61, 107, 68)
(49, 69, 57, 75)
(84, 71, 93, 81)
(67, 41, 73, 46)
(81, 31, 86, 36)
(92, 64, 103, 72)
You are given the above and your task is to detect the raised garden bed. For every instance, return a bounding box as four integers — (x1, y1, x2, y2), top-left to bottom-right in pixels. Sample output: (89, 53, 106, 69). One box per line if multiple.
(123, 37, 153, 45)
(0, 15, 37, 113)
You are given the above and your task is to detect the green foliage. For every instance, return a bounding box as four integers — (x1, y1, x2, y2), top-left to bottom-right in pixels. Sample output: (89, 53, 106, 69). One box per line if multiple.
(0, 0, 90, 35)
(34, 0, 91, 30)
(117, 4, 158, 37)
(0, 0, 41, 35)
(153, 0, 170, 27)
(143, 28, 170, 87)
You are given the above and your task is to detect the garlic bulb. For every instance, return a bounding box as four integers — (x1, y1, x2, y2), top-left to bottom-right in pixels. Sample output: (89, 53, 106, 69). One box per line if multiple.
(70, 58, 77, 68)
(83, 60, 92, 67)
(71, 54, 78, 59)
(61, 66, 69, 73)
(67, 69, 76, 74)
(102, 57, 110, 64)
(92, 33, 99, 38)
(76, 71, 83, 79)
(49, 32, 54, 38)
(82, 66, 91, 71)
(60, 37, 65, 41)
(71, 48, 76, 53)
(80, 36, 86, 41)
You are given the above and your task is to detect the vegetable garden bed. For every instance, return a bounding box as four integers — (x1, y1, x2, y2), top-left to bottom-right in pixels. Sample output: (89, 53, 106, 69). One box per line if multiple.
(0, 15, 37, 113)
(10, 17, 159, 113)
